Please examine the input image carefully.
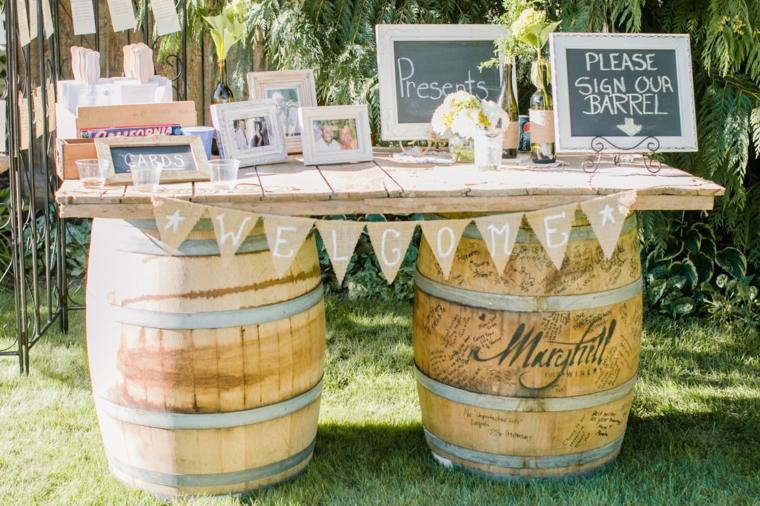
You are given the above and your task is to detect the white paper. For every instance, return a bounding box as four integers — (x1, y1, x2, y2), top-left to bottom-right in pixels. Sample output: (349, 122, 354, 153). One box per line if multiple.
(32, 86, 44, 137)
(41, 0, 55, 38)
(150, 0, 180, 36)
(18, 94, 30, 150)
(28, 0, 38, 41)
(16, 0, 31, 47)
(0, 12, 7, 45)
(0, 100, 7, 154)
(70, 0, 96, 35)
(46, 85, 56, 132)
(107, 0, 136, 32)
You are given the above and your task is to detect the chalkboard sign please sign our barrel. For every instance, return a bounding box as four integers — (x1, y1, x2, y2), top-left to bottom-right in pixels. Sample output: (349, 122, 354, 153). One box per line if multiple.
(549, 33, 698, 153)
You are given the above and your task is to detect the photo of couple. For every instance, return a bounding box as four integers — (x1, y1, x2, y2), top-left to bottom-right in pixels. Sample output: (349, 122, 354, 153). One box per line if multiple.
(232, 117, 271, 150)
(267, 88, 302, 137)
(313, 119, 358, 153)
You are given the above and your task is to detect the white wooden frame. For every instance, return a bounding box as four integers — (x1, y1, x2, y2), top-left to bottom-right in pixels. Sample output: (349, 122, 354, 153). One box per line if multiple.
(210, 100, 288, 167)
(376, 24, 507, 141)
(95, 135, 209, 184)
(247, 70, 318, 154)
(549, 33, 698, 153)
(298, 105, 373, 165)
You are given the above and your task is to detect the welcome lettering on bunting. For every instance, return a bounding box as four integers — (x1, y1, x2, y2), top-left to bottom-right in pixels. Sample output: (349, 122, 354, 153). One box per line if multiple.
(149, 191, 638, 279)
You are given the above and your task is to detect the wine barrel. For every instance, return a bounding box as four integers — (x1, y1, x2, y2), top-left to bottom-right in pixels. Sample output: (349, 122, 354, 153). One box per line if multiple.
(86, 218, 325, 497)
(413, 212, 642, 479)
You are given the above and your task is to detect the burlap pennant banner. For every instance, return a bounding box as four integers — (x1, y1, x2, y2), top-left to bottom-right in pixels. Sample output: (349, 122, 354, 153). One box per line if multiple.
(316, 220, 365, 286)
(420, 219, 470, 279)
(474, 213, 523, 274)
(152, 196, 206, 251)
(525, 203, 577, 270)
(366, 221, 417, 284)
(264, 215, 316, 278)
(148, 193, 636, 279)
(580, 191, 637, 260)
(208, 206, 259, 257)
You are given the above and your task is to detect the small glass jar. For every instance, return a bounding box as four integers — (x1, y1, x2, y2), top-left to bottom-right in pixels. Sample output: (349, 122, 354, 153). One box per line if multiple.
(75, 158, 111, 188)
(474, 130, 504, 170)
(130, 162, 163, 192)
(209, 159, 241, 190)
(448, 134, 474, 163)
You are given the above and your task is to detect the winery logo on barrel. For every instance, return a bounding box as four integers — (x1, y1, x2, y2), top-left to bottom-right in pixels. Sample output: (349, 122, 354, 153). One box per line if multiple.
(469, 317, 617, 390)
(549, 33, 698, 152)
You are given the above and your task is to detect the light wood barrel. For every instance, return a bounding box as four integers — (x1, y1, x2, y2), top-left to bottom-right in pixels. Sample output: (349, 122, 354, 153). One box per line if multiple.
(86, 218, 325, 497)
(413, 212, 642, 479)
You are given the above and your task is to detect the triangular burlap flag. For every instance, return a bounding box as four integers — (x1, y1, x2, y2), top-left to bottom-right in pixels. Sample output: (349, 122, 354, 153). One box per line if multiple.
(366, 221, 417, 284)
(316, 220, 365, 286)
(525, 203, 577, 270)
(263, 215, 315, 278)
(419, 219, 470, 279)
(152, 196, 206, 251)
(580, 191, 637, 260)
(474, 213, 523, 274)
(208, 206, 259, 257)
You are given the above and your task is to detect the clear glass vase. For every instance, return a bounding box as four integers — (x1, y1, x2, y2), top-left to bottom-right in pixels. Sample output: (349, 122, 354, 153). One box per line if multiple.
(498, 62, 519, 159)
(474, 131, 504, 169)
(448, 134, 474, 163)
(529, 60, 556, 164)
(211, 59, 234, 105)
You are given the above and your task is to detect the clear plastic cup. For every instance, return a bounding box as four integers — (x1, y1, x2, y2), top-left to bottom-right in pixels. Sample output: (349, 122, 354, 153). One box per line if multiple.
(130, 162, 163, 192)
(208, 159, 240, 190)
(76, 158, 109, 188)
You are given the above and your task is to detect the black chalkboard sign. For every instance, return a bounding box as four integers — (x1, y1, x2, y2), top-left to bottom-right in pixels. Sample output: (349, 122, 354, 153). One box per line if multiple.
(95, 135, 210, 184)
(111, 145, 195, 174)
(377, 25, 507, 140)
(550, 33, 698, 152)
(393, 41, 501, 124)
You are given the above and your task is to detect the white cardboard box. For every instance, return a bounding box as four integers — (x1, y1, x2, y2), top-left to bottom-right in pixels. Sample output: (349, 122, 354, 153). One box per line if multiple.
(56, 76, 173, 139)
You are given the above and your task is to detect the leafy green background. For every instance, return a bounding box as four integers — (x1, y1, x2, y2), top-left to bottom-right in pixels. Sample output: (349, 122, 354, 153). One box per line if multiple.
(2, 0, 757, 326)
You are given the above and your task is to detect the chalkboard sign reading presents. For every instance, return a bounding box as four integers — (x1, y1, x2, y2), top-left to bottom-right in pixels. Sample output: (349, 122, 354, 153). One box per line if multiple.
(550, 33, 698, 153)
(95, 135, 210, 184)
(377, 25, 507, 141)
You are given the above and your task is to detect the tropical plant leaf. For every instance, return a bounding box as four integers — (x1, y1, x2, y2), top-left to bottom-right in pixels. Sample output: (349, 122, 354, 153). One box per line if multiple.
(716, 247, 747, 279)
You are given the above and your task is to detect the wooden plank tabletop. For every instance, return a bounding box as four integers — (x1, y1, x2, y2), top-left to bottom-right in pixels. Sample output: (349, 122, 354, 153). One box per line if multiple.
(55, 151, 725, 219)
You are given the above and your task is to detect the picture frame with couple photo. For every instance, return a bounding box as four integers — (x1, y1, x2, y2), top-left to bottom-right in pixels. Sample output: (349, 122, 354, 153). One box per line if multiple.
(299, 105, 373, 165)
(247, 70, 318, 154)
(210, 100, 288, 168)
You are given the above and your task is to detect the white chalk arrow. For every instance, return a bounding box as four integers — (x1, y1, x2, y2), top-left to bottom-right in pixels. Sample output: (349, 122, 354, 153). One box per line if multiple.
(616, 117, 642, 136)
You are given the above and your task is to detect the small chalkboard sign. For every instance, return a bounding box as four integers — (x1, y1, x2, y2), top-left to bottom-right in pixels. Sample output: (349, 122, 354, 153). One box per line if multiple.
(377, 24, 507, 141)
(95, 135, 210, 184)
(549, 33, 697, 152)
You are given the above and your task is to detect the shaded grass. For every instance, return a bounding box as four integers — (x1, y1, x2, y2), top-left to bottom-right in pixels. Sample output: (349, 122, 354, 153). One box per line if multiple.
(1, 295, 758, 505)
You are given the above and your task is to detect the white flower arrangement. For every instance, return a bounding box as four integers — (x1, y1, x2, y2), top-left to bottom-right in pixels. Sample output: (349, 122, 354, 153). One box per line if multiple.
(431, 91, 508, 139)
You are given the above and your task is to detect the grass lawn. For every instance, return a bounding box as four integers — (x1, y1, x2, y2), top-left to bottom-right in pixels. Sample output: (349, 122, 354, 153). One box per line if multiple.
(0, 293, 758, 505)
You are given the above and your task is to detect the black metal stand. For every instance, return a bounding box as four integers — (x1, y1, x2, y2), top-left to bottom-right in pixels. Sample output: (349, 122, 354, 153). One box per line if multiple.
(581, 135, 662, 174)
(1, 0, 191, 374)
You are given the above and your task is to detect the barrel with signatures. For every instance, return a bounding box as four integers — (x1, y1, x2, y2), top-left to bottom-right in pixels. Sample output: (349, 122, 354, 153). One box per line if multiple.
(86, 219, 325, 497)
(413, 212, 642, 479)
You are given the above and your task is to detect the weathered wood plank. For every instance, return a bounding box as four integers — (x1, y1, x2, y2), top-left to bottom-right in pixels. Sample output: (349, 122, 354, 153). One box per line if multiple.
(256, 158, 332, 201)
(192, 166, 264, 204)
(57, 194, 716, 219)
(122, 182, 194, 203)
(317, 161, 402, 199)
(55, 152, 724, 218)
